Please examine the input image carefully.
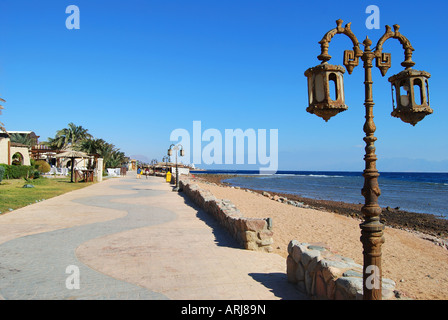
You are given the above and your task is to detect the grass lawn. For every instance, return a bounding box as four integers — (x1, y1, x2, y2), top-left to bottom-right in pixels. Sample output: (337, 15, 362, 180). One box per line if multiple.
(0, 177, 95, 214)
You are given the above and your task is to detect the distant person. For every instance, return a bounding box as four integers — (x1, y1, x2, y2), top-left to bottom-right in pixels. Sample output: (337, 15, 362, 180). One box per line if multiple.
(145, 167, 149, 179)
(137, 167, 142, 179)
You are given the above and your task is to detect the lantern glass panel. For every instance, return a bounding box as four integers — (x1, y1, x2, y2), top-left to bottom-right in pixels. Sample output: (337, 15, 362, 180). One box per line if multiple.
(339, 73, 345, 102)
(399, 80, 410, 107)
(307, 76, 313, 104)
(413, 78, 423, 105)
(315, 73, 325, 102)
(391, 85, 396, 110)
(329, 73, 338, 101)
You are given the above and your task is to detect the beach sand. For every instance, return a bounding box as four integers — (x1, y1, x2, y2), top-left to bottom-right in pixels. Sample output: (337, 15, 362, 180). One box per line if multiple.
(191, 175, 448, 300)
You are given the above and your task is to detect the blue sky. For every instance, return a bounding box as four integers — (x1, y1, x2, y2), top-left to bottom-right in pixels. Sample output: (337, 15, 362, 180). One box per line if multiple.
(0, 0, 446, 172)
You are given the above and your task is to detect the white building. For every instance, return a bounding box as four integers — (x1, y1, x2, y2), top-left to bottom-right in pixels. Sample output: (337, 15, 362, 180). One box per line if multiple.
(0, 130, 31, 166)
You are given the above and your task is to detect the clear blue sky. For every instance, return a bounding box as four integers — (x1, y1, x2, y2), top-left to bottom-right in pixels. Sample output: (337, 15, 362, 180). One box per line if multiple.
(0, 0, 446, 172)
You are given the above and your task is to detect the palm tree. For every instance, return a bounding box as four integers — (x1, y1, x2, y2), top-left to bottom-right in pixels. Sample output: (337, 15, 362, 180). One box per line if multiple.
(76, 138, 105, 169)
(77, 138, 126, 169)
(44, 136, 62, 150)
(76, 138, 106, 155)
(99, 142, 126, 169)
(44, 123, 92, 150)
(97, 141, 116, 169)
(10, 133, 33, 147)
(107, 150, 126, 168)
(0, 98, 6, 132)
(44, 124, 127, 170)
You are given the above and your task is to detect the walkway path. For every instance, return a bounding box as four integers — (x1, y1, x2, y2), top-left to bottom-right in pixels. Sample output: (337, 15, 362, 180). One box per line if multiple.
(0, 173, 306, 300)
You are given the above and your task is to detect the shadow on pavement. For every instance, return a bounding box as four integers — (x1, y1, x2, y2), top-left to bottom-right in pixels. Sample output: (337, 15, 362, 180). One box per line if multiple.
(177, 191, 242, 250)
(249, 272, 309, 300)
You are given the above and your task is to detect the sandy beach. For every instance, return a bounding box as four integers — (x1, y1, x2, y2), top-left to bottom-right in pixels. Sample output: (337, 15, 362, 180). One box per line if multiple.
(191, 174, 448, 300)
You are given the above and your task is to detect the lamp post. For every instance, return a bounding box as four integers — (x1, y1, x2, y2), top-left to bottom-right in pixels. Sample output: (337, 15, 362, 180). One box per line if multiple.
(168, 144, 184, 192)
(150, 159, 158, 176)
(304, 19, 433, 300)
(162, 155, 169, 173)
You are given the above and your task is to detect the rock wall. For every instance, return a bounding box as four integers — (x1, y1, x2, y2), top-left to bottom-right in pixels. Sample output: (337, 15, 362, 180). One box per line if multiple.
(287, 240, 398, 300)
(179, 177, 274, 253)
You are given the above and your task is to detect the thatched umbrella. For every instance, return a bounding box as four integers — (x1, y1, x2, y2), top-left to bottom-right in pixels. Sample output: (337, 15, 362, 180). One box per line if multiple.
(56, 149, 88, 182)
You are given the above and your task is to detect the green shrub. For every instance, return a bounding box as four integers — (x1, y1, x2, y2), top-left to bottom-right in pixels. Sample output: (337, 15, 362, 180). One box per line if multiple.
(33, 170, 40, 179)
(34, 160, 51, 173)
(0, 164, 8, 180)
(0, 164, 34, 179)
(0, 166, 5, 183)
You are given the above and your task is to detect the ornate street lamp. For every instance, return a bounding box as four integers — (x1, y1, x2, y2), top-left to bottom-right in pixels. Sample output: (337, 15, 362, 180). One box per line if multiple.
(168, 144, 184, 191)
(304, 20, 433, 300)
(150, 159, 158, 176)
(162, 155, 169, 173)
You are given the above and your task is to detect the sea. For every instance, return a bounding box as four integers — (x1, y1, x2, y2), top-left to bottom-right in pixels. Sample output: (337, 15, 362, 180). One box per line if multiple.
(190, 170, 448, 219)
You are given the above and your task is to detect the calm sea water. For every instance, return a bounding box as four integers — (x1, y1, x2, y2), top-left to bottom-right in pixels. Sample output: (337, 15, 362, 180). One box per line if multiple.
(191, 170, 448, 219)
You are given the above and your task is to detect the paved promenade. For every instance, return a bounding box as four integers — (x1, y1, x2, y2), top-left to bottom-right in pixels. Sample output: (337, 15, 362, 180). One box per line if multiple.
(0, 173, 306, 300)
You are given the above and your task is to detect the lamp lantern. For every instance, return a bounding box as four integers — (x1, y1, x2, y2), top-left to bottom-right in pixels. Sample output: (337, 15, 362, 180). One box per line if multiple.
(389, 68, 433, 126)
(304, 62, 348, 122)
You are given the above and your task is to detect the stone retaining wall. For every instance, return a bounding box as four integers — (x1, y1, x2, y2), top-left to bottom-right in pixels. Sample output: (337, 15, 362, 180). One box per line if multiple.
(179, 177, 274, 253)
(287, 240, 398, 300)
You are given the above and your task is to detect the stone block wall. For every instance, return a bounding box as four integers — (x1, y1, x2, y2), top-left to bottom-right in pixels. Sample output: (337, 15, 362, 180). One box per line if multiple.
(179, 177, 274, 253)
(287, 240, 397, 300)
